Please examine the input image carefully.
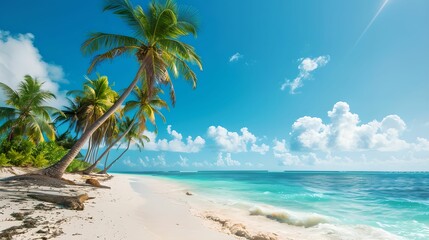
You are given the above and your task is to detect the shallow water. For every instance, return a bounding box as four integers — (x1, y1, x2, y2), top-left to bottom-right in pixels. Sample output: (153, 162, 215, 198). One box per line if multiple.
(126, 171, 429, 239)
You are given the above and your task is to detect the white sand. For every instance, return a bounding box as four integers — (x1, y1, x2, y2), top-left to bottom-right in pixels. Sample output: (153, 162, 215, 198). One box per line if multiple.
(0, 168, 234, 240)
(0, 168, 400, 240)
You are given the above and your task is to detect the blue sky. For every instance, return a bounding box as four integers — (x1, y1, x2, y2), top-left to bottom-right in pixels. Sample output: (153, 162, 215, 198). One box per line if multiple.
(0, 0, 428, 171)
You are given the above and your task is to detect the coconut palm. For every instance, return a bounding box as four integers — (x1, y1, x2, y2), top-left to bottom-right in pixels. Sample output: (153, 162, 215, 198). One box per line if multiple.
(70, 75, 119, 164)
(42, 0, 202, 178)
(53, 98, 82, 138)
(98, 116, 149, 174)
(124, 85, 167, 132)
(0, 75, 59, 143)
(83, 86, 167, 174)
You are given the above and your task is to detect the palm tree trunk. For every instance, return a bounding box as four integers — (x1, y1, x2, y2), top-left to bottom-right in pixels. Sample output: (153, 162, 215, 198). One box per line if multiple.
(83, 138, 92, 163)
(82, 119, 135, 174)
(99, 140, 130, 174)
(42, 68, 143, 178)
(93, 143, 101, 164)
(104, 151, 110, 168)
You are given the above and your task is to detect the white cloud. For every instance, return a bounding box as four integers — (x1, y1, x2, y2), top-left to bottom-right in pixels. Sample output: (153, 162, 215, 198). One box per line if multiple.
(123, 157, 136, 167)
(281, 55, 330, 94)
(272, 139, 344, 166)
(155, 154, 166, 166)
(291, 116, 329, 150)
(291, 101, 409, 152)
(414, 137, 429, 152)
(214, 152, 241, 166)
(139, 157, 149, 167)
(250, 143, 270, 155)
(139, 154, 167, 167)
(229, 52, 243, 62)
(193, 161, 212, 168)
(0, 30, 67, 108)
(207, 126, 268, 154)
(272, 139, 302, 165)
(143, 125, 205, 153)
(177, 155, 189, 167)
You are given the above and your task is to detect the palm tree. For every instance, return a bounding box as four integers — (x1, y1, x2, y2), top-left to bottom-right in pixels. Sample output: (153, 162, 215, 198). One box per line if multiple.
(69, 75, 119, 164)
(98, 116, 149, 174)
(0, 75, 60, 143)
(83, 86, 167, 174)
(53, 98, 82, 138)
(42, 0, 202, 178)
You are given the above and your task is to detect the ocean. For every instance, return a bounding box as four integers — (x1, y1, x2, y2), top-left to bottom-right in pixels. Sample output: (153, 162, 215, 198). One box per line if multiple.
(129, 171, 429, 239)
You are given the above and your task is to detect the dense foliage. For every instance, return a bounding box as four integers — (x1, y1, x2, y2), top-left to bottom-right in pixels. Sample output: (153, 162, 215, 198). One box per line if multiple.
(0, 137, 91, 172)
(0, 0, 201, 177)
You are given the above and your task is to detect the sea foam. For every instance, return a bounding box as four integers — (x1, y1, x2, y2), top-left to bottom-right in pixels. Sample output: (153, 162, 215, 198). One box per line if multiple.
(248, 205, 402, 239)
(249, 205, 331, 227)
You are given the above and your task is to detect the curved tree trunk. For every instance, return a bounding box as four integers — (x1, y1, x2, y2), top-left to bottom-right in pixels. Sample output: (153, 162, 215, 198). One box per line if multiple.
(99, 140, 130, 174)
(82, 138, 93, 163)
(42, 68, 143, 178)
(103, 151, 110, 169)
(82, 119, 135, 174)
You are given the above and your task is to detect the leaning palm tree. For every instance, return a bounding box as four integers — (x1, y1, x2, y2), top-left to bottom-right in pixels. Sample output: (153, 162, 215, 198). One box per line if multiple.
(82, 86, 167, 174)
(98, 116, 149, 174)
(0, 75, 60, 143)
(42, 0, 202, 178)
(75, 76, 119, 164)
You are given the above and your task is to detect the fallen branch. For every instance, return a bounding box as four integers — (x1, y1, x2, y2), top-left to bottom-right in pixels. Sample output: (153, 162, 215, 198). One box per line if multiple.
(28, 193, 93, 211)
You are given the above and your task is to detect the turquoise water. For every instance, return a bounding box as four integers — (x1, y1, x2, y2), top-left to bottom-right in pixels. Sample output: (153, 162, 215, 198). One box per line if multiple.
(129, 171, 429, 239)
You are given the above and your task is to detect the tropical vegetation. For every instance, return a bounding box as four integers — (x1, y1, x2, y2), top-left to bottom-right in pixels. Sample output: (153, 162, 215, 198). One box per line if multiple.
(0, 75, 59, 143)
(42, 0, 202, 178)
(0, 0, 202, 178)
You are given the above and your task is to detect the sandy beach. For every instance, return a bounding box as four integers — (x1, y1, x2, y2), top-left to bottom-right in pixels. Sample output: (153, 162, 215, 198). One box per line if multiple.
(0, 168, 401, 240)
(0, 168, 235, 240)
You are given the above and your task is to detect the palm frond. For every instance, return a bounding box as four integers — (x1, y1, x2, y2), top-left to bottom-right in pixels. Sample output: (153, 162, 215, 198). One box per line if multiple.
(82, 32, 140, 56)
(87, 46, 137, 73)
(103, 0, 148, 38)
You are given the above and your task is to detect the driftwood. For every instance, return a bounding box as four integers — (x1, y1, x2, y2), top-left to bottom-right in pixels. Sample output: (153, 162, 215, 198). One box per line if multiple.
(28, 193, 93, 210)
(85, 178, 111, 189)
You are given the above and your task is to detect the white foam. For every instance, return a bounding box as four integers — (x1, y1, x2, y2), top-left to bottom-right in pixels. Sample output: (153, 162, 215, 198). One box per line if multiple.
(315, 223, 403, 240)
(248, 205, 403, 239)
(249, 205, 331, 227)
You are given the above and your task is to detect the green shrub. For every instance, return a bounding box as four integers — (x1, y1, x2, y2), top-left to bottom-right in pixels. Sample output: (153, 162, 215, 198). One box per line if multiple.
(66, 159, 92, 173)
(0, 137, 80, 169)
(7, 149, 34, 167)
(34, 142, 68, 165)
(33, 154, 49, 167)
(0, 153, 9, 166)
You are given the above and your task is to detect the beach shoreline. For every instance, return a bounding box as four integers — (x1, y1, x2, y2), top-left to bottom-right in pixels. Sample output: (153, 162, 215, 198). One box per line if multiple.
(0, 168, 236, 240)
(0, 169, 403, 240)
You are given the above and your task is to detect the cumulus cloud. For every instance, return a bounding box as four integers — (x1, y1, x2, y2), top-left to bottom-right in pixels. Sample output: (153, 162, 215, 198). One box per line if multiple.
(0, 30, 67, 108)
(214, 152, 240, 166)
(207, 126, 269, 154)
(139, 154, 167, 167)
(291, 101, 409, 152)
(272, 139, 302, 165)
(414, 137, 429, 152)
(143, 125, 205, 153)
(250, 143, 270, 155)
(272, 139, 344, 166)
(281, 55, 330, 94)
(229, 52, 243, 62)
